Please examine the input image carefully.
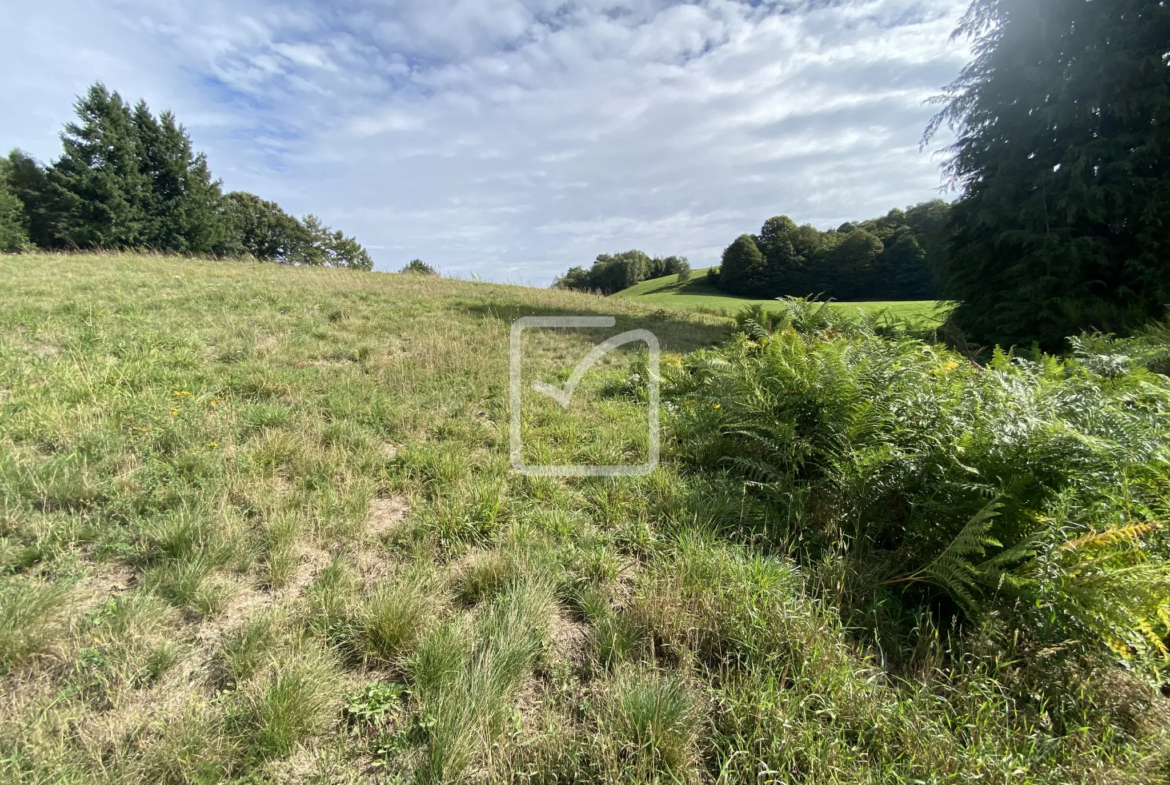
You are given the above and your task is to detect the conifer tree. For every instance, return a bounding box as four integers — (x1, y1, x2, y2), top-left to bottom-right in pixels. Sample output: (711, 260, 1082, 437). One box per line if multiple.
(298, 214, 374, 270)
(131, 102, 228, 253)
(48, 83, 149, 248)
(930, 0, 1170, 349)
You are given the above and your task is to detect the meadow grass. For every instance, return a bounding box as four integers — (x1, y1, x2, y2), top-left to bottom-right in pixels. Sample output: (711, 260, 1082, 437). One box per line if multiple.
(0, 252, 1165, 784)
(612, 266, 944, 324)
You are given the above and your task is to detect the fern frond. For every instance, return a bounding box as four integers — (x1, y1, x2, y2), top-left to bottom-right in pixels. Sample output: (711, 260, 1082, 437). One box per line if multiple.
(1060, 522, 1158, 551)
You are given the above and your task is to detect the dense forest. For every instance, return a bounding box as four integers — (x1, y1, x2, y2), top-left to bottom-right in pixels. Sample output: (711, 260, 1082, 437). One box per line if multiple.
(553, 251, 691, 295)
(715, 200, 948, 301)
(0, 83, 372, 269)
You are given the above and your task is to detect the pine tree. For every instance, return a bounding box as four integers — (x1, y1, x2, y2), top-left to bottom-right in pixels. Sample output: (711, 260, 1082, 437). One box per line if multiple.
(131, 102, 229, 253)
(48, 83, 149, 248)
(929, 0, 1170, 350)
(298, 214, 374, 270)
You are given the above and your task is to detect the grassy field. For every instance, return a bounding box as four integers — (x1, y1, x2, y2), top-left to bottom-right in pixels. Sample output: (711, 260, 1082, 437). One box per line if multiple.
(613, 268, 945, 324)
(0, 253, 1165, 784)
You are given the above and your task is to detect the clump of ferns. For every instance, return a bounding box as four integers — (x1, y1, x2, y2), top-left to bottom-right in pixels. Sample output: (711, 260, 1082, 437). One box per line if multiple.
(881, 496, 1170, 676)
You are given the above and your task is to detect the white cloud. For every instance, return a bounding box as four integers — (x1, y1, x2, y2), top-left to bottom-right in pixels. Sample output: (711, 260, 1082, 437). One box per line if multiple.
(0, 0, 969, 282)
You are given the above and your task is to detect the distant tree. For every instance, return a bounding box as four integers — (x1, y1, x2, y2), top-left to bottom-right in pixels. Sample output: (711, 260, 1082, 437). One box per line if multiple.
(131, 101, 228, 253)
(830, 229, 883, 300)
(553, 265, 593, 291)
(47, 83, 150, 248)
(0, 158, 30, 251)
(646, 255, 690, 280)
(400, 258, 438, 275)
(3, 82, 374, 269)
(719, 234, 767, 295)
(298, 214, 374, 270)
(552, 250, 691, 294)
(589, 250, 651, 294)
(715, 201, 947, 302)
(928, 0, 1170, 349)
(872, 228, 931, 300)
(903, 200, 950, 287)
(4, 151, 58, 248)
(757, 216, 808, 295)
(219, 192, 306, 262)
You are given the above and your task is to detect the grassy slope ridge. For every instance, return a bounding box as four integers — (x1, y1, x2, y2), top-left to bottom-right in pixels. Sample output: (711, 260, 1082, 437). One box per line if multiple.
(614, 266, 943, 323)
(0, 253, 1165, 784)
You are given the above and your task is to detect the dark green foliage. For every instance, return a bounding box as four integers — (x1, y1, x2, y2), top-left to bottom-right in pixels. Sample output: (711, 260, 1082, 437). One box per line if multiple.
(298, 215, 373, 270)
(218, 192, 304, 262)
(4, 81, 373, 267)
(718, 234, 767, 295)
(130, 102, 229, 254)
(717, 201, 949, 301)
(0, 159, 30, 252)
(400, 258, 438, 275)
(667, 304, 1170, 670)
(48, 83, 150, 249)
(647, 255, 690, 281)
(553, 250, 690, 294)
(3, 151, 58, 248)
(830, 228, 884, 299)
(930, 0, 1170, 350)
(755, 215, 806, 294)
(553, 265, 591, 290)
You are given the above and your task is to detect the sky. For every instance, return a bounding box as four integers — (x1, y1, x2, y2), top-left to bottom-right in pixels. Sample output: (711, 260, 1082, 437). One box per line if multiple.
(1, 0, 970, 283)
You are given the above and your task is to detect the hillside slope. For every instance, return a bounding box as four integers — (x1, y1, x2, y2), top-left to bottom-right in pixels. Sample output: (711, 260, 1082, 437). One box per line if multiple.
(0, 253, 1164, 784)
(613, 267, 943, 323)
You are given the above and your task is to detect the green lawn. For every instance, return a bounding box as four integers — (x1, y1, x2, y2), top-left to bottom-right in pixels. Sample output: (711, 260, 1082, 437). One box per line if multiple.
(614, 267, 947, 324)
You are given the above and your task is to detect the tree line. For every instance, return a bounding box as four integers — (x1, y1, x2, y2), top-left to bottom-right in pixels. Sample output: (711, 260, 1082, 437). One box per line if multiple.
(0, 83, 372, 269)
(715, 201, 947, 301)
(552, 0, 1170, 353)
(553, 251, 691, 295)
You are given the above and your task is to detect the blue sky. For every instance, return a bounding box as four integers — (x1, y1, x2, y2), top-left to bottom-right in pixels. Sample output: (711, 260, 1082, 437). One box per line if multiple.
(2, 0, 969, 282)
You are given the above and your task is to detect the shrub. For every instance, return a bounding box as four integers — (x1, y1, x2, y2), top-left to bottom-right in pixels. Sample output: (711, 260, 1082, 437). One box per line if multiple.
(400, 258, 438, 276)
